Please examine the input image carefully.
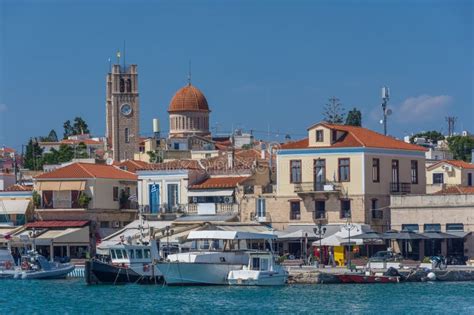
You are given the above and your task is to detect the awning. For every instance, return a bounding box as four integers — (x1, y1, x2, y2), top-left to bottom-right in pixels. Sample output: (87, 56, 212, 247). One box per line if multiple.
(445, 231, 471, 238)
(34, 227, 89, 246)
(188, 190, 234, 197)
(38, 181, 86, 191)
(0, 199, 30, 214)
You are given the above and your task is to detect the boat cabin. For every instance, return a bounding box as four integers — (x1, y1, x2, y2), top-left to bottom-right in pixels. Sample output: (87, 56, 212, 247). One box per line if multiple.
(187, 231, 276, 252)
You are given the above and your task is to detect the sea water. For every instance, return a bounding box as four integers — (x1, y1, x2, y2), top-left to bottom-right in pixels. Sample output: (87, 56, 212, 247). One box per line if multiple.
(0, 279, 473, 314)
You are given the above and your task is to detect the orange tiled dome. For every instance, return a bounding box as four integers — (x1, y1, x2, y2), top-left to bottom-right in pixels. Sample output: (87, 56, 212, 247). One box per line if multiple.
(168, 84, 210, 112)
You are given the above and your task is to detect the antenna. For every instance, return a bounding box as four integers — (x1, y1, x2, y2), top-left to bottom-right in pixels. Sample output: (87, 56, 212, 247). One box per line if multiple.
(445, 116, 457, 137)
(123, 40, 126, 69)
(187, 60, 192, 85)
(381, 86, 390, 136)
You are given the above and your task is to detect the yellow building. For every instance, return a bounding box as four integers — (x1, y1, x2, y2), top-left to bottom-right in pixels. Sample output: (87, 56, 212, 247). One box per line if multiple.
(242, 122, 427, 231)
(426, 160, 474, 193)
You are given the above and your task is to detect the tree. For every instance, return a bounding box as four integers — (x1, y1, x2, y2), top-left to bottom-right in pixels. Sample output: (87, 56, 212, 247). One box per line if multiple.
(46, 129, 58, 142)
(323, 96, 345, 124)
(24, 138, 44, 170)
(409, 131, 445, 144)
(73, 117, 89, 135)
(63, 120, 74, 139)
(74, 142, 89, 159)
(345, 108, 362, 126)
(447, 135, 474, 162)
(56, 144, 75, 163)
(147, 151, 163, 163)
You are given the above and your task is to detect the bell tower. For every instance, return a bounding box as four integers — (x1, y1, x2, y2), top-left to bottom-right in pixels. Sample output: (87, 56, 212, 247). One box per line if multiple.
(106, 61, 140, 161)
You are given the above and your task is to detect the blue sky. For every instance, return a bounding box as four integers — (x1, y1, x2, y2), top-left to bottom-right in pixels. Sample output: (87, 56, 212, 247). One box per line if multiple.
(0, 0, 472, 150)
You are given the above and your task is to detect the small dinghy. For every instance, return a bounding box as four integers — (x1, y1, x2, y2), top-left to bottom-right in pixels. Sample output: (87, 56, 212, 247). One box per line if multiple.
(228, 252, 288, 286)
(16, 251, 75, 280)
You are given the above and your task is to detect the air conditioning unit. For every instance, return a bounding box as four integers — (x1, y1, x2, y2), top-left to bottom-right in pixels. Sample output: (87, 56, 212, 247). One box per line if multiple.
(112, 221, 120, 228)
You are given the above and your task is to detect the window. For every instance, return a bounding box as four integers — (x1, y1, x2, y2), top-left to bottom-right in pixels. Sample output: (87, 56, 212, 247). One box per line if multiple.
(119, 78, 125, 92)
(129, 250, 135, 259)
(290, 160, 302, 183)
(256, 198, 266, 218)
(111, 250, 117, 259)
(391, 160, 399, 183)
(290, 201, 301, 220)
(411, 160, 418, 184)
(402, 224, 419, 232)
(314, 159, 326, 189)
(314, 200, 325, 219)
(372, 158, 380, 182)
(100, 221, 110, 228)
(340, 199, 351, 219)
(113, 187, 119, 201)
(433, 173, 444, 184)
(371, 199, 383, 219)
(135, 249, 143, 259)
(371, 198, 377, 210)
(446, 223, 464, 231)
(338, 158, 350, 182)
(167, 184, 179, 210)
(316, 130, 324, 142)
(424, 224, 441, 232)
(125, 128, 130, 143)
(144, 249, 151, 259)
(468, 173, 473, 186)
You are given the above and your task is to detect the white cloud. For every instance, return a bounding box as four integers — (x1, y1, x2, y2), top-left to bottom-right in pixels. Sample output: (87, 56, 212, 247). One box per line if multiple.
(394, 95, 453, 123)
(0, 104, 7, 113)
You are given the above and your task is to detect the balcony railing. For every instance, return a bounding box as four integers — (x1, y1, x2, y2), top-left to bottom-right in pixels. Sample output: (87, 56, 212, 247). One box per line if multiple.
(187, 203, 238, 215)
(294, 181, 340, 194)
(390, 182, 411, 194)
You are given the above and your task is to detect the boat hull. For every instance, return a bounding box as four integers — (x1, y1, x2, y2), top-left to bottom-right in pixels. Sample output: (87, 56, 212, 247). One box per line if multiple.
(86, 260, 162, 285)
(157, 262, 244, 285)
(21, 264, 75, 279)
(336, 274, 400, 284)
(228, 270, 288, 286)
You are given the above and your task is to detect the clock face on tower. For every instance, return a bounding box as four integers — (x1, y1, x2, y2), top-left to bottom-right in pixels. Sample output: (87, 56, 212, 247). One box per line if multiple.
(120, 104, 132, 116)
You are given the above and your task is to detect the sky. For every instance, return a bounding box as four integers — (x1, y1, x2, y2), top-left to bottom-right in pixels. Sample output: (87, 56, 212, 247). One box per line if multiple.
(0, 0, 472, 151)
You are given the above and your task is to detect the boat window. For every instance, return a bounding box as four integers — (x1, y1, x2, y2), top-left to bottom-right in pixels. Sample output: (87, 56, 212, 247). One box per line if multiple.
(122, 250, 128, 259)
(129, 250, 135, 259)
(144, 249, 151, 259)
(136, 250, 143, 259)
(251, 257, 260, 271)
(116, 250, 123, 259)
(260, 258, 269, 271)
(111, 250, 117, 259)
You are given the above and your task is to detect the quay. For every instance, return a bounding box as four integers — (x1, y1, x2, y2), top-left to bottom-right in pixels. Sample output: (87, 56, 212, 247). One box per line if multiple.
(286, 266, 474, 284)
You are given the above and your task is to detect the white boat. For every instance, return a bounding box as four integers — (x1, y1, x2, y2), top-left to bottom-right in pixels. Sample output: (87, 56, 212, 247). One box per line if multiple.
(156, 230, 276, 285)
(227, 251, 288, 286)
(0, 250, 74, 279)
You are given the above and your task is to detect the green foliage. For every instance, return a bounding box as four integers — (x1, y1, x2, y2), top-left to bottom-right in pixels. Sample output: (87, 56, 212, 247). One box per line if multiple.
(422, 256, 431, 263)
(409, 131, 445, 144)
(75, 142, 89, 158)
(345, 108, 362, 126)
(46, 129, 58, 142)
(32, 191, 41, 208)
(447, 135, 474, 162)
(78, 193, 91, 208)
(63, 117, 90, 139)
(42, 143, 88, 165)
(147, 151, 163, 163)
(241, 144, 253, 150)
(323, 97, 345, 124)
(24, 138, 44, 170)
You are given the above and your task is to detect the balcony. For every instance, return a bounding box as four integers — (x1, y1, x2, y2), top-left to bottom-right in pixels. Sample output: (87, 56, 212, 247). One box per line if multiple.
(294, 181, 340, 194)
(187, 203, 238, 215)
(390, 182, 411, 194)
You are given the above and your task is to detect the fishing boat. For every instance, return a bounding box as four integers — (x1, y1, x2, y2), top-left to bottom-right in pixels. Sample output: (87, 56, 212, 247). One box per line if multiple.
(86, 240, 162, 285)
(336, 273, 400, 283)
(227, 251, 288, 286)
(156, 230, 276, 285)
(0, 249, 74, 279)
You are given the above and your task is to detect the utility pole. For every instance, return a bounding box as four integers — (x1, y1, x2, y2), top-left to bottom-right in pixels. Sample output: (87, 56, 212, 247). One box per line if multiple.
(381, 86, 390, 136)
(445, 116, 457, 137)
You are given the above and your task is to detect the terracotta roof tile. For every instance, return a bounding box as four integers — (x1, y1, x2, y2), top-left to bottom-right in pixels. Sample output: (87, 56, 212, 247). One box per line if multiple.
(280, 123, 427, 151)
(190, 176, 249, 189)
(4, 184, 33, 191)
(25, 220, 89, 228)
(168, 84, 210, 112)
(117, 160, 151, 173)
(139, 160, 203, 171)
(434, 186, 474, 195)
(428, 160, 474, 171)
(35, 163, 137, 180)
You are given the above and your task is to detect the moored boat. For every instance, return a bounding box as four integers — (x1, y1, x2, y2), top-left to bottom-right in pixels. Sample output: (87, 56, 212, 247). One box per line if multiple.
(336, 273, 400, 283)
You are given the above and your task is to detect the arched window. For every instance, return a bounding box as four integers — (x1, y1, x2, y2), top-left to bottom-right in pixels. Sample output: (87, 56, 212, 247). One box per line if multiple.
(120, 78, 125, 93)
(125, 128, 130, 143)
(126, 79, 132, 92)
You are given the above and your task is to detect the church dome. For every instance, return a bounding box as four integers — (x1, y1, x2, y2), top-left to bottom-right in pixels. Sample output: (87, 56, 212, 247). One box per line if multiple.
(168, 84, 210, 112)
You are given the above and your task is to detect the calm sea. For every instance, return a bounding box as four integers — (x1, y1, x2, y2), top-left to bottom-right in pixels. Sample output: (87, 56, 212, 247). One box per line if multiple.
(1, 279, 473, 314)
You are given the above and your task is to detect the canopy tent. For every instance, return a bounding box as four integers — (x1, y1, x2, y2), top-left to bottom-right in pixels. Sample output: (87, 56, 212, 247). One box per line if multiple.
(315, 233, 363, 247)
(0, 200, 30, 214)
(187, 190, 234, 197)
(382, 230, 429, 240)
(347, 231, 383, 240)
(278, 229, 320, 240)
(34, 227, 89, 246)
(187, 230, 276, 240)
(420, 231, 462, 239)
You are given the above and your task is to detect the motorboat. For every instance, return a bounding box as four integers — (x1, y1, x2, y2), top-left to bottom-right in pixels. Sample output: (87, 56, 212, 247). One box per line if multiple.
(86, 240, 162, 285)
(156, 230, 276, 285)
(0, 250, 74, 280)
(0, 248, 17, 279)
(336, 273, 400, 284)
(227, 251, 288, 286)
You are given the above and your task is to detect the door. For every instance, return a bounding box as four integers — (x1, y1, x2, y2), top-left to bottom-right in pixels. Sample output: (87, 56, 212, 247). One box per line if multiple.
(167, 184, 179, 211)
(149, 184, 160, 214)
(391, 160, 400, 191)
(314, 159, 326, 191)
(468, 173, 473, 186)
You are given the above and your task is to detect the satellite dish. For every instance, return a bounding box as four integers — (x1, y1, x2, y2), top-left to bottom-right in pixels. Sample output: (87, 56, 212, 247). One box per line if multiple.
(379, 120, 384, 124)
(386, 109, 393, 116)
(106, 158, 114, 165)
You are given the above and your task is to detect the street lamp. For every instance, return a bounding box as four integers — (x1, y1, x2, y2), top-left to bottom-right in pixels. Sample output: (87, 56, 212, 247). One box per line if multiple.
(342, 216, 359, 271)
(313, 221, 326, 268)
